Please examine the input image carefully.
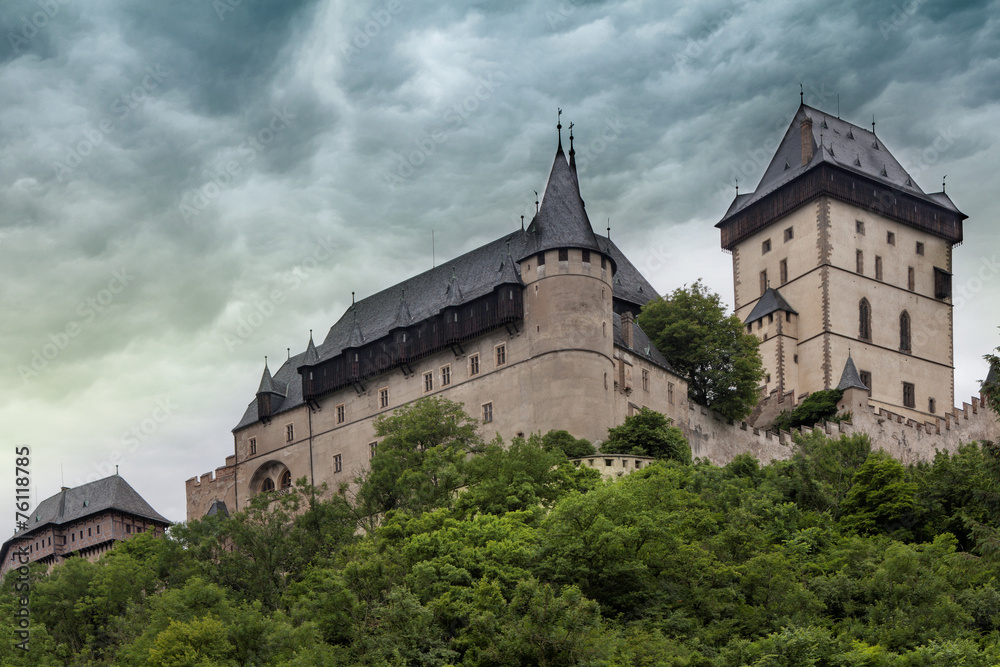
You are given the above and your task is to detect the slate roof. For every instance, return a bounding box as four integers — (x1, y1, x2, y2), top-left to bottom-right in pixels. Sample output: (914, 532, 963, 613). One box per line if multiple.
(836, 355, 869, 391)
(11, 475, 169, 540)
(719, 104, 959, 225)
(233, 142, 662, 431)
(612, 312, 673, 371)
(744, 287, 798, 324)
(205, 499, 229, 518)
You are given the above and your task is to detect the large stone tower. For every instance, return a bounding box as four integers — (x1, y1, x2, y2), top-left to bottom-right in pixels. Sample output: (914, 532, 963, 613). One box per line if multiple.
(716, 104, 966, 421)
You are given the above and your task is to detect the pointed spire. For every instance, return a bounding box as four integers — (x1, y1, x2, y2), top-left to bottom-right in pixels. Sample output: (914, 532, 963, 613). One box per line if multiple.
(347, 302, 364, 348)
(568, 122, 576, 172)
(303, 329, 319, 365)
(393, 289, 412, 329)
(836, 353, 869, 391)
(498, 240, 522, 285)
(556, 108, 563, 152)
(446, 267, 463, 306)
(257, 357, 276, 394)
(799, 82, 803, 105)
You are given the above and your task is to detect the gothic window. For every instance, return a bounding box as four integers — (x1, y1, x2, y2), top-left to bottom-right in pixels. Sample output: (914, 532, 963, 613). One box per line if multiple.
(859, 298, 872, 341)
(261, 478, 275, 492)
(899, 311, 911, 353)
(280, 470, 292, 489)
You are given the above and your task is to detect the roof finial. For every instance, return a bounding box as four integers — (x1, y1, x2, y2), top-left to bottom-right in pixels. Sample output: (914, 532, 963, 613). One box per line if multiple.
(942, 174, 947, 192)
(520, 215, 524, 231)
(799, 83, 803, 105)
(871, 114, 876, 135)
(568, 122, 575, 155)
(534, 190, 539, 213)
(351, 291, 355, 306)
(264, 355, 268, 368)
(115, 464, 119, 476)
(557, 108, 563, 149)
(607, 218, 611, 239)
(735, 177, 739, 196)
(287, 347, 290, 360)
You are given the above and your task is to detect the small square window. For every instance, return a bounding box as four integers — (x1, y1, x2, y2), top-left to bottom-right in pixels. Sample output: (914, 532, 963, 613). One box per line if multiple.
(379, 387, 389, 409)
(336, 404, 345, 424)
(495, 343, 507, 367)
(887, 231, 895, 245)
(285, 424, 294, 442)
(441, 365, 451, 386)
(762, 239, 771, 254)
(469, 354, 480, 376)
(856, 220, 865, 235)
(784, 226, 794, 242)
(605, 459, 613, 467)
(423, 371, 433, 393)
(482, 402, 493, 423)
(558, 248, 568, 262)
(334, 454, 342, 473)
(249, 437, 257, 455)
(916, 241, 924, 255)
(903, 382, 915, 408)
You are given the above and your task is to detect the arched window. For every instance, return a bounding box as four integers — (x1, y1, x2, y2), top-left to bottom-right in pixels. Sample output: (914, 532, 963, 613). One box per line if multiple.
(280, 470, 292, 489)
(859, 298, 871, 341)
(899, 311, 911, 353)
(261, 477, 275, 493)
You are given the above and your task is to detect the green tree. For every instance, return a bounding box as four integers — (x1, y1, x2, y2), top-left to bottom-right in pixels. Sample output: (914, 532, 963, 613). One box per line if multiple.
(983, 342, 1000, 419)
(840, 452, 918, 538)
(541, 429, 596, 458)
(771, 389, 845, 432)
(637, 280, 765, 421)
(354, 397, 483, 521)
(602, 407, 691, 464)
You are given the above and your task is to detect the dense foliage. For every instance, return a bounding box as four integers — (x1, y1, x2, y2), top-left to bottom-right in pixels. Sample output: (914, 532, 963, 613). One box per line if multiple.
(601, 407, 691, 464)
(770, 389, 846, 433)
(637, 280, 765, 421)
(5, 399, 1000, 666)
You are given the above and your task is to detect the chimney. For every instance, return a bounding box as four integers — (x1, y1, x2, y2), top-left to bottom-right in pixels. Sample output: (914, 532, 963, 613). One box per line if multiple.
(622, 311, 634, 349)
(800, 117, 814, 166)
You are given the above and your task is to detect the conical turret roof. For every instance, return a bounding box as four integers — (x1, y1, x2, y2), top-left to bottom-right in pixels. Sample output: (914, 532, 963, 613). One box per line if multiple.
(257, 360, 276, 394)
(519, 143, 601, 261)
(836, 354, 869, 391)
(302, 331, 319, 365)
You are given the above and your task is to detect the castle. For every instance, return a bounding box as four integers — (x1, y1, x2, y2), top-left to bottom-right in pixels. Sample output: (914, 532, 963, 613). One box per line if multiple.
(186, 104, 999, 521)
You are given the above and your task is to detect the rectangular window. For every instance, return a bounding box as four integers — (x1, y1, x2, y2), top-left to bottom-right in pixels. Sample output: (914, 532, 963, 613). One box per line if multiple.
(558, 248, 568, 262)
(908, 266, 915, 291)
(537, 252, 545, 266)
(495, 343, 507, 367)
(469, 354, 480, 376)
(334, 454, 342, 473)
(285, 424, 294, 442)
(903, 382, 916, 408)
(759, 270, 768, 295)
(856, 220, 865, 235)
(642, 369, 649, 392)
(423, 371, 433, 393)
(762, 239, 771, 254)
(126, 525, 131, 534)
(96, 525, 100, 535)
(860, 371, 873, 396)
(441, 365, 451, 386)
(582, 250, 590, 264)
(887, 231, 895, 245)
(856, 249, 864, 274)
(482, 402, 493, 423)
(601, 257, 607, 270)
(875, 256, 883, 281)
(928, 398, 936, 414)
(336, 404, 345, 424)
(916, 241, 924, 255)
(784, 226, 794, 242)
(369, 442, 377, 460)
(249, 437, 256, 455)
(668, 382, 675, 404)
(379, 387, 389, 408)
(88, 528, 91, 537)
(779, 259, 788, 285)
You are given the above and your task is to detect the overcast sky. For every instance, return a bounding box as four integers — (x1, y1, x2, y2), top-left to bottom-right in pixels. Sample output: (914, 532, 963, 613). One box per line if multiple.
(2, 0, 998, 534)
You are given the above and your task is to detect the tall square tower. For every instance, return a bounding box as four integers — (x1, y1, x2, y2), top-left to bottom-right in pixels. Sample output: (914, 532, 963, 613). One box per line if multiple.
(717, 104, 966, 421)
